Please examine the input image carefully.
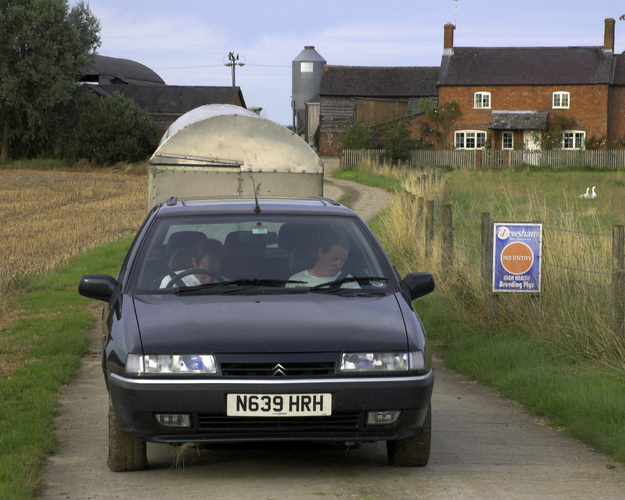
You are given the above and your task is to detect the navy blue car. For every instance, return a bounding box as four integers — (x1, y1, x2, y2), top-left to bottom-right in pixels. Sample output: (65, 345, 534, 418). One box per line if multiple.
(79, 197, 435, 471)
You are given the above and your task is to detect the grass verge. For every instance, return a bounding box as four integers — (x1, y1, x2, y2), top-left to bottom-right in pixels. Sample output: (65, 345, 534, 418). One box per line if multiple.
(339, 166, 625, 466)
(415, 293, 625, 464)
(0, 237, 133, 499)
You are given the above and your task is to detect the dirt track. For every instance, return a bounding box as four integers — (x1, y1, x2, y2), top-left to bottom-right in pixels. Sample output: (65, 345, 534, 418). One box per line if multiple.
(41, 159, 625, 499)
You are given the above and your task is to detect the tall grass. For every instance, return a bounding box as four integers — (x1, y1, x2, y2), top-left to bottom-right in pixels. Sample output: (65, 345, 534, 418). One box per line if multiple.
(358, 160, 625, 369)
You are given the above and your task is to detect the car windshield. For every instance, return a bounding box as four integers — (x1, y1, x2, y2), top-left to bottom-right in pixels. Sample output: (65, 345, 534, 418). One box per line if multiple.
(129, 214, 393, 294)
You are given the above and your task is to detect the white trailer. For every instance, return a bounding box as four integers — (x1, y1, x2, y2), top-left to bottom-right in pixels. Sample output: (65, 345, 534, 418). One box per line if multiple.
(148, 104, 324, 209)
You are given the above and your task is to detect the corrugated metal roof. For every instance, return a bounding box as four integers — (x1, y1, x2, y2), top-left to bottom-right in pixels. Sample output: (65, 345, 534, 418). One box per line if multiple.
(439, 46, 614, 86)
(320, 66, 439, 97)
(96, 85, 246, 114)
(82, 55, 165, 85)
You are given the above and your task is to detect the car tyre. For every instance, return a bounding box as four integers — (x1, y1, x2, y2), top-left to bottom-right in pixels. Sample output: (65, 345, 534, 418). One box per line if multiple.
(108, 396, 148, 472)
(386, 405, 431, 467)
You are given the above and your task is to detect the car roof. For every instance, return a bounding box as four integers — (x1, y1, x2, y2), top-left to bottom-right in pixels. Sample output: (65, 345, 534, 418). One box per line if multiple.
(154, 197, 358, 218)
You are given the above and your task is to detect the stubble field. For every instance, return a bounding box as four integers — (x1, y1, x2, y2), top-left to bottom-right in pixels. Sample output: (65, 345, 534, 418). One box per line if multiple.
(0, 166, 147, 316)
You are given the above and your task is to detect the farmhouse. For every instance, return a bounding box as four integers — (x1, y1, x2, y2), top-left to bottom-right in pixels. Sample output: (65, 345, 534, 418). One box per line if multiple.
(438, 18, 625, 151)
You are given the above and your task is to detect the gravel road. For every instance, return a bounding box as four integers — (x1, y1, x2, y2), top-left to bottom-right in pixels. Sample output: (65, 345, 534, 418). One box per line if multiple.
(41, 159, 625, 499)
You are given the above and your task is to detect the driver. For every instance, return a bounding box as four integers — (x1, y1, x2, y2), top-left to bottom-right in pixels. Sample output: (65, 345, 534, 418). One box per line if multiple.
(160, 238, 224, 288)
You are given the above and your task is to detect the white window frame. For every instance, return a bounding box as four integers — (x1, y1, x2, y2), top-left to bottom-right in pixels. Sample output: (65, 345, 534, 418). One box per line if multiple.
(502, 132, 514, 150)
(455, 130, 487, 149)
(474, 92, 491, 109)
(561, 130, 585, 150)
(553, 91, 570, 109)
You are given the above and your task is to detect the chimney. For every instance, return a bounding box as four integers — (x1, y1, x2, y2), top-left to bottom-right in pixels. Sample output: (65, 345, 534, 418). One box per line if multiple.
(444, 23, 455, 54)
(604, 18, 615, 52)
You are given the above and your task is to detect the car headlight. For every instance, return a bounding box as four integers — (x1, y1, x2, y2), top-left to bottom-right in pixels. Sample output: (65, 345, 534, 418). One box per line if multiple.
(126, 354, 217, 375)
(340, 352, 426, 372)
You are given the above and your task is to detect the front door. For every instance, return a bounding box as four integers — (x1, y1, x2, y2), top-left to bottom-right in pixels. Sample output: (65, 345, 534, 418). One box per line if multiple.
(523, 130, 541, 165)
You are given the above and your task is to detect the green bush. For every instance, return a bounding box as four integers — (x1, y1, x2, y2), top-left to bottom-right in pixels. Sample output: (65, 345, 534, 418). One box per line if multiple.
(65, 91, 159, 165)
(338, 122, 380, 150)
(381, 118, 418, 164)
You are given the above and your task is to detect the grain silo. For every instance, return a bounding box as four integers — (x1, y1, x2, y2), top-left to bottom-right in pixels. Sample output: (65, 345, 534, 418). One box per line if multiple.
(292, 46, 326, 143)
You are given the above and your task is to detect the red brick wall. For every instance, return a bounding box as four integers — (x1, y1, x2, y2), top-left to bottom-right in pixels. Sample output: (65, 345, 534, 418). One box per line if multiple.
(319, 132, 341, 156)
(609, 86, 625, 144)
(438, 84, 610, 147)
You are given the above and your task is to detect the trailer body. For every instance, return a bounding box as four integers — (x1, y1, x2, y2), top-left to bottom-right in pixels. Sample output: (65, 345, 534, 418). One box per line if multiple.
(148, 105, 324, 208)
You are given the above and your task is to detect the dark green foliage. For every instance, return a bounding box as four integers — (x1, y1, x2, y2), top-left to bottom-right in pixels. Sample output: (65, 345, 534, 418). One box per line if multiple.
(419, 99, 461, 149)
(0, 0, 101, 160)
(338, 121, 380, 150)
(381, 118, 418, 164)
(64, 91, 159, 165)
(542, 116, 576, 150)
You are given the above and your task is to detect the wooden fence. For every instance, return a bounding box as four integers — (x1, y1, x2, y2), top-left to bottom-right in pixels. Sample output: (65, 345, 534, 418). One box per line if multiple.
(342, 149, 625, 170)
(413, 189, 625, 336)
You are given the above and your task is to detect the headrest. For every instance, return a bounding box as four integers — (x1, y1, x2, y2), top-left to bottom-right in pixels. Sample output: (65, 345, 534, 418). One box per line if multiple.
(277, 224, 320, 250)
(166, 231, 207, 257)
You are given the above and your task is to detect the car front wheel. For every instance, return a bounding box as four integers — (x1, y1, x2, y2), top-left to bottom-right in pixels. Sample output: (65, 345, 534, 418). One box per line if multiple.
(108, 396, 148, 472)
(386, 405, 431, 467)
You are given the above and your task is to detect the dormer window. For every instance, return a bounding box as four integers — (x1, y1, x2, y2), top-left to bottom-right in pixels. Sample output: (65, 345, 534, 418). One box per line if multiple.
(553, 92, 570, 109)
(474, 92, 491, 109)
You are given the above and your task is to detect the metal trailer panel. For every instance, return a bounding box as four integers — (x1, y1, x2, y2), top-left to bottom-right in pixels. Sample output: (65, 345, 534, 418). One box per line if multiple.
(147, 167, 323, 208)
(148, 107, 324, 208)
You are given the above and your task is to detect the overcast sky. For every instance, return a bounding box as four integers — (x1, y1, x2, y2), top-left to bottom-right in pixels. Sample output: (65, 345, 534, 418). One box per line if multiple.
(75, 0, 624, 126)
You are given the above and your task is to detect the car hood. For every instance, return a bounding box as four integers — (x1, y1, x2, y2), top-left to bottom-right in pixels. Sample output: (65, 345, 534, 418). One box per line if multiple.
(132, 293, 408, 353)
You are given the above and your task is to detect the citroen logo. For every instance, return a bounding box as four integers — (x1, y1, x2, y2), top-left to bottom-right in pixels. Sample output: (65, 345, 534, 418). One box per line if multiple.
(272, 363, 287, 376)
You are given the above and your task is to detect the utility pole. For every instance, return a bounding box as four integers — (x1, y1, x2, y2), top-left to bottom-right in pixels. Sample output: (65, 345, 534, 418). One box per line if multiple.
(224, 52, 245, 87)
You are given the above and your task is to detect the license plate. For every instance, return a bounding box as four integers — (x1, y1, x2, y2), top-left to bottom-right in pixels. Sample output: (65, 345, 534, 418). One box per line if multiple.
(227, 393, 332, 417)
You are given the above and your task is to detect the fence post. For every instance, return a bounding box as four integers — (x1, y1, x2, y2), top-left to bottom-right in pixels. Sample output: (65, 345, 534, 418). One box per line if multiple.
(424, 200, 435, 259)
(612, 225, 625, 336)
(481, 212, 499, 318)
(441, 204, 453, 280)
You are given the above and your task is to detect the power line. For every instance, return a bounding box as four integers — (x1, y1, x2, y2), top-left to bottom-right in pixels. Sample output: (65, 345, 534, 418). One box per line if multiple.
(224, 51, 245, 86)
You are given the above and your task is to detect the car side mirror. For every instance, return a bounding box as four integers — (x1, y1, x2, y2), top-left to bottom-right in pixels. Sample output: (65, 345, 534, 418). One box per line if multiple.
(78, 275, 118, 302)
(402, 272, 435, 301)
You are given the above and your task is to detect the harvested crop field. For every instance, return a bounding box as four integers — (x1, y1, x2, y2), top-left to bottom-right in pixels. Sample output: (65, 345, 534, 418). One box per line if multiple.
(0, 167, 147, 306)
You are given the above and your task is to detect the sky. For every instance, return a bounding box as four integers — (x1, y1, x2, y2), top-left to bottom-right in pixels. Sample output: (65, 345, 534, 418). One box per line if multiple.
(74, 0, 624, 126)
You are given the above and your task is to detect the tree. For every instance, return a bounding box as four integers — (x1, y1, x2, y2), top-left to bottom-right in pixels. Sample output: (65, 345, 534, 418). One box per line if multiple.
(381, 117, 418, 164)
(0, 0, 100, 161)
(65, 91, 159, 165)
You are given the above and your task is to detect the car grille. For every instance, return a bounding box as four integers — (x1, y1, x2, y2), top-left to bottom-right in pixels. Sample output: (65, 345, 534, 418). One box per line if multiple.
(197, 413, 361, 433)
(220, 361, 336, 377)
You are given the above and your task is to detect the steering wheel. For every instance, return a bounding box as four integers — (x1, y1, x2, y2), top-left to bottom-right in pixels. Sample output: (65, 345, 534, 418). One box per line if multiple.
(166, 268, 226, 288)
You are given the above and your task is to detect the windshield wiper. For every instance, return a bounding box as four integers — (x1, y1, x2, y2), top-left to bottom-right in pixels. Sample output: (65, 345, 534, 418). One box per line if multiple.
(309, 276, 389, 293)
(174, 278, 303, 295)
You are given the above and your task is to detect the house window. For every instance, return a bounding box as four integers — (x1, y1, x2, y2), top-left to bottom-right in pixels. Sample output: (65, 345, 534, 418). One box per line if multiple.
(553, 92, 570, 109)
(502, 132, 514, 150)
(474, 92, 491, 109)
(562, 130, 585, 149)
(455, 131, 487, 149)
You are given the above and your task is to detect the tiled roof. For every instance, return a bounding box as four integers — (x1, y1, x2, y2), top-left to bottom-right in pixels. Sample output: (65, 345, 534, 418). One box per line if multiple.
(95, 85, 246, 114)
(439, 47, 614, 86)
(613, 54, 625, 85)
(320, 66, 439, 97)
(489, 110, 549, 130)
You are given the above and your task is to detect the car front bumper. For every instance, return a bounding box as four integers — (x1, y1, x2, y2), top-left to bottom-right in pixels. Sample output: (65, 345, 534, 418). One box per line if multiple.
(107, 370, 434, 443)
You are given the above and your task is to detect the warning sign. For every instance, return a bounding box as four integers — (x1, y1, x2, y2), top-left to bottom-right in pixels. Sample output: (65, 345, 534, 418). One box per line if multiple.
(492, 223, 542, 293)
